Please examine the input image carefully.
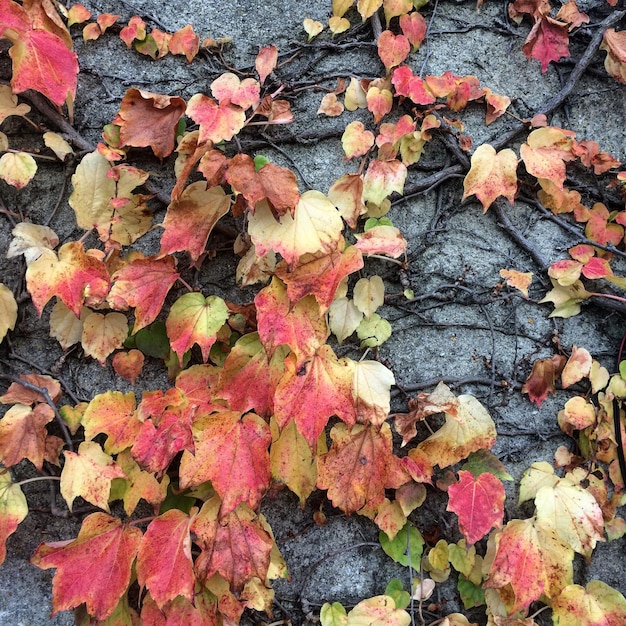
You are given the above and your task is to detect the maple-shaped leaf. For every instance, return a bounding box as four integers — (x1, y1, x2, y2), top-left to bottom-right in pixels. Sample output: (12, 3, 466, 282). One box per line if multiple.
(26, 242, 110, 316)
(0, 1, 78, 106)
(523, 16, 570, 73)
(352, 359, 395, 426)
(192, 495, 274, 592)
(600, 29, 626, 85)
(447, 471, 505, 545)
(535, 476, 605, 556)
(274, 346, 356, 446)
(255, 277, 329, 362)
(377, 30, 410, 70)
(521, 355, 565, 407)
(342, 121, 375, 160)
(166, 293, 229, 363)
(0, 470, 27, 565)
(61, 441, 126, 512)
(108, 255, 179, 334)
(0, 403, 54, 470)
(248, 192, 343, 267)
(255, 44, 278, 85)
(0, 283, 17, 343)
(354, 225, 408, 258)
(211, 73, 260, 110)
(186, 93, 246, 144)
(158, 182, 231, 262)
(462, 144, 518, 211)
(0, 151, 36, 188)
(31, 513, 142, 620)
(520, 126, 576, 190)
(215, 332, 280, 417)
(416, 395, 496, 469)
(81, 391, 141, 454)
(225, 153, 300, 216)
(81, 311, 128, 364)
(136, 509, 195, 608)
(179, 410, 271, 514)
(274, 246, 364, 312)
(112, 89, 186, 159)
(317, 422, 399, 515)
(552, 580, 626, 625)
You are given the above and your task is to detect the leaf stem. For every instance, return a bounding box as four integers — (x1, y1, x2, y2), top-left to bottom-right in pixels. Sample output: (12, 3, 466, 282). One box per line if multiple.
(17, 476, 61, 487)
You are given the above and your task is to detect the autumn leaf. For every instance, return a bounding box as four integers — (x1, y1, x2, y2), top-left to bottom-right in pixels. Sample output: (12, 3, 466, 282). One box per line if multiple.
(61, 441, 126, 512)
(520, 126, 576, 190)
(366, 86, 393, 123)
(0, 373, 61, 406)
(166, 293, 230, 363)
(342, 121, 375, 159)
(248, 192, 343, 267)
(0, 284, 17, 342)
(354, 225, 407, 258)
(192, 495, 274, 591)
(169, 24, 200, 62)
(400, 11, 427, 51)
(551, 580, 626, 625)
(328, 173, 366, 228)
(447, 471, 505, 545)
(318, 92, 345, 117)
(363, 159, 407, 205)
(392, 65, 436, 105)
(523, 17, 570, 73)
(347, 595, 410, 626)
(329, 297, 363, 344)
(7, 222, 59, 265)
(211, 72, 260, 109)
(81, 311, 129, 364)
(0, 151, 36, 188)
(462, 144, 518, 211)
(357, 0, 383, 21)
(0, 83, 30, 122)
(179, 410, 271, 514)
(353, 276, 385, 319)
(352, 359, 395, 426)
(31, 513, 142, 620)
(521, 355, 565, 407)
(136, 509, 195, 608)
(600, 29, 626, 85)
(377, 30, 410, 70)
(561, 345, 592, 388)
(344, 76, 368, 110)
(499, 269, 533, 298)
(0, 471, 28, 565)
(255, 45, 278, 85)
(186, 93, 246, 144)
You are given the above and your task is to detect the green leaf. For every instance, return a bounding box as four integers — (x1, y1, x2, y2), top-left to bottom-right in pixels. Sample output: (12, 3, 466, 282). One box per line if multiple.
(320, 601, 348, 626)
(254, 154, 271, 171)
(462, 449, 513, 481)
(385, 579, 411, 609)
(457, 573, 485, 609)
(379, 522, 424, 567)
(159, 483, 196, 515)
(357, 313, 392, 348)
(619, 360, 626, 380)
(133, 321, 170, 359)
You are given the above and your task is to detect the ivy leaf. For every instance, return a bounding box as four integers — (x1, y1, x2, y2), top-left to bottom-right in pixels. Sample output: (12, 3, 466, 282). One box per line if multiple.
(357, 0, 383, 21)
(168, 24, 200, 62)
(0, 83, 30, 122)
(447, 471, 505, 545)
(0, 373, 61, 405)
(186, 94, 246, 144)
(342, 121, 375, 160)
(462, 144, 518, 211)
(521, 355, 565, 407)
(31, 513, 142, 620)
(354, 225, 407, 258)
(158, 182, 231, 261)
(0, 403, 54, 471)
(329, 297, 363, 344)
(112, 88, 186, 159)
(211, 73, 260, 109)
(392, 66, 436, 105)
(462, 449, 513, 481)
(0, 151, 37, 188)
(26, 243, 110, 316)
(352, 359, 395, 426)
(136, 509, 195, 608)
(600, 29, 626, 85)
(81, 311, 129, 365)
(377, 30, 410, 70)
(399, 11, 427, 51)
(551, 580, 626, 625)
(520, 127, 576, 190)
(522, 16, 570, 73)
(248, 192, 344, 267)
(321, 602, 348, 626)
(61, 441, 126, 512)
(192, 495, 274, 592)
(363, 159, 407, 206)
(166, 293, 229, 363)
(328, 173, 366, 228)
(274, 346, 356, 446)
(379, 522, 424, 567)
(179, 410, 271, 515)
(0, 471, 28, 565)
(255, 45, 278, 85)
(7, 222, 59, 265)
(347, 595, 411, 626)
(499, 268, 533, 298)
(0, 284, 17, 342)
(353, 276, 385, 319)
(561, 345, 592, 388)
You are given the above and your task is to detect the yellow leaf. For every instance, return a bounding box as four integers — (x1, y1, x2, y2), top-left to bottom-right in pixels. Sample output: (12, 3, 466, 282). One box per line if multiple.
(0, 84, 30, 123)
(50, 301, 88, 350)
(353, 276, 384, 318)
(357, 0, 383, 21)
(7, 223, 59, 265)
(81, 311, 129, 365)
(0, 284, 17, 343)
(43, 132, 74, 160)
(303, 18, 324, 41)
(0, 151, 37, 189)
(352, 359, 395, 426)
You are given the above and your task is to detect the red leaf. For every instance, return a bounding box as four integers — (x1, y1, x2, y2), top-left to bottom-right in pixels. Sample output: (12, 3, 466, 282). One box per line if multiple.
(447, 471, 505, 544)
(522, 355, 566, 407)
(377, 30, 410, 70)
(256, 44, 278, 85)
(31, 513, 142, 620)
(523, 17, 570, 73)
(391, 66, 435, 105)
(399, 12, 426, 51)
(136, 509, 195, 608)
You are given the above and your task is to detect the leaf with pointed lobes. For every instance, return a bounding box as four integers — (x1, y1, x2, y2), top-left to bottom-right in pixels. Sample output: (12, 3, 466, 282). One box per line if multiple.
(81, 390, 141, 455)
(166, 293, 229, 364)
(248, 192, 344, 268)
(355, 225, 407, 258)
(378, 30, 410, 70)
(136, 509, 195, 609)
(225, 153, 299, 216)
(274, 245, 364, 312)
(31, 513, 142, 620)
(552, 580, 626, 626)
(447, 471, 505, 545)
(60, 441, 125, 512)
(192, 495, 274, 592)
(520, 126, 576, 189)
(317, 423, 407, 515)
(328, 174, 366, 228)
(169, 24, 200, 62)
(523, 16, 570, 73)
(0, 403, 54, 471)
(0, 1, 78, 106)
(158, 182, 231, 262)
(186, 93, 246, 144)
(415, 394, 496, 469)
(256, 44, 278, 85)
(26, 242, 110, 317)
(601, 29, 626, 85)
(81, 311, 128, 364)
(275, 346, 356, 447)
(255, 277, 329, 363)
(0, 471, 27, 565)
(0, 373, 61, 406)
(462, 144, 518, 211)
(112, 89, 186, 159)
(342, 121, 375, 159)
(392, 66, 435, 105)
(352, 359, 395, 426)
(521, 354, 566, 407)
(179, 411, 271, 515)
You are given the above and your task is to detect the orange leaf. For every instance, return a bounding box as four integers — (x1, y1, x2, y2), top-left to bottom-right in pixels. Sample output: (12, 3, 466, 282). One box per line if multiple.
(180, 410, 271, 514)
(192, 495, 274, 592)
(169, 24, 200, 62)
(447, 471, 505, 545)
(0, 373, 61, 405)
(31, 513, 142, 620)
(255, 45, 278, 85)
(211, 73, 260, 110)
(136, 509, 195, 608)
(366, 86, 393, 123)
(317, 92, 345, 117)
(377, 30, 410, 70)
(556, 0, 589, 31)
(0, 472, 28, 565)
(399, 11, 426, 51)
(328, 173, 366, 228)
(392, 65, 435, 105)
(522, 355, 565, 407)
(112, 89, 186, 159)
(499, 269, 533, 298)
(354, 225, 407, 258)
(520, 126, 576, 189)
(561, 346, 592, 388)
(600, 29, 626, 84)
(186, 94, 246, 144)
